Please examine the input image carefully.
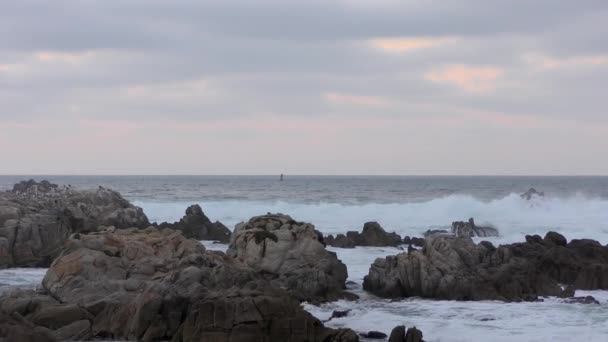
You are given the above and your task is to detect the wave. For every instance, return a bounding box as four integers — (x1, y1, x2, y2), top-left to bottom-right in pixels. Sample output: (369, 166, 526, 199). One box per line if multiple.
(133, 193, 608, 244)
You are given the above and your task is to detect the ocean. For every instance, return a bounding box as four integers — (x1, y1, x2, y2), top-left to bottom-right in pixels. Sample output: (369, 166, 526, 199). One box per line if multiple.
(1, 175, 608, 341)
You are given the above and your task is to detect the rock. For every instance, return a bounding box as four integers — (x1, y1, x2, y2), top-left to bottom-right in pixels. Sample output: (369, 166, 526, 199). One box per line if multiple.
(405, 327, 424, 342)
(521, 188, 544, 200)
(0, 311, 57, 342)
(157, 204, 231, 242)
(327, 309, 351, 321)
(364, 231, 608, 301)
(0, 181, 149, 268)
(360, 330, 388, 339)
(564, 296, 600, 304)
(1, 227, 357, 341)
(325, 233, 357, 248)
(423, 229, 450, 238)
(544, 231, 567, 246)
(451, 218, 499, 238)
(388, 325, 406, 342)
(410, 237, 425, 247)
(227, 213, 348, 302)
(325, 222, 402, 248)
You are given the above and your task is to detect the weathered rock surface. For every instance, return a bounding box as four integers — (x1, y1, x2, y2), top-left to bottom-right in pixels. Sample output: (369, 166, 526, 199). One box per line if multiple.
(157, 204, 231, 242)
(564, 296, 600, 305)
(326, 222, 402, 248)
(521, 187, 544, 200)
(227, 213, 350, 302)
(364, 232, 608, 301)
(451, 218, 498, 238)
(0, 180, 149, 268)
(1, 227, 359, 341)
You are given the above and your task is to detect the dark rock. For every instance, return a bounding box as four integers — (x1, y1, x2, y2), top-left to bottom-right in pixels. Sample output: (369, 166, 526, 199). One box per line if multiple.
(544, 231, 567, 246)
(423, 229, 450, 238)
(451, 218, 499, 238)
(227, 213, 348, 302)
(327, 309, 351, 321)
(521, 188, 544, 200)
(410, 237, 425, 247)
(564, 296, 600, 304)
(364, 232, 608, 301)
(361, 331, 388, 339)
(327, 222, 402, 248)
(157, 204, 231, 242)
(405, 326, 424, 342)
(11, 179, 59, 194)
(388, 325, 406, 342)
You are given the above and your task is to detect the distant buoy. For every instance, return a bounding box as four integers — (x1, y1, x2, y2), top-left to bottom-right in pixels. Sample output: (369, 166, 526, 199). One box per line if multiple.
(280, 174, 284, 181)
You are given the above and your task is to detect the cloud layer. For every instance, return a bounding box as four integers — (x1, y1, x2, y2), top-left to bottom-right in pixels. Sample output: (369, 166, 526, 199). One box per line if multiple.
(1, 0, 607, 174)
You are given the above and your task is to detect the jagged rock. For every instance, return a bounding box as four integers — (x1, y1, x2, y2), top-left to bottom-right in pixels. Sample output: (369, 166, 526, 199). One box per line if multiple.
(521, 188, 544, 200)
(410, 237, 425, 247)
(157, 204, 231, 242)
(1, 227, 358, 341)
(564, 296, 600, 304)
(0, 310, 57, 342)
(326, 309, 351, 322)
(325, 222, 402, 248)
(0, 181, 149, 268)
(364, 231, 608, 301)
(227, 213, 349, 302)
(451, 218, 498, 238)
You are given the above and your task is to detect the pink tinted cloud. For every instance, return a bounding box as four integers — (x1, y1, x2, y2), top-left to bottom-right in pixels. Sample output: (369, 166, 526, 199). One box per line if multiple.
(324, 92, 388, 106)
(425, 64, 503, 93)
(35, 51, 92, 63)
(536, 55, 608, 70)
(369, 37, 459, 53)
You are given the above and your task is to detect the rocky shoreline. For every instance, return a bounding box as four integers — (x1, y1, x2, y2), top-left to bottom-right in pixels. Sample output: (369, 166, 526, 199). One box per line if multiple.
(1, 180, 607, 341)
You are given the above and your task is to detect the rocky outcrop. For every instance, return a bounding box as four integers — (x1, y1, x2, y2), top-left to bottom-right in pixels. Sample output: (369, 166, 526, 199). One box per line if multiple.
(451, 218, 498, 238)
(363, 232, 608, 301)
(0, 180, 149, 268)
(157, 204, 231, 242)
(325, 222, 402, 248)
(1, 227, 358, 341)
(388, 326, 424, 342)
(521, 188, 544, 200)
(227, 213, 350, 302)
(403, 236, 425, 247)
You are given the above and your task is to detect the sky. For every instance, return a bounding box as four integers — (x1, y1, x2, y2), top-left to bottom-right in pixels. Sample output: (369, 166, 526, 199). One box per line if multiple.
(1, 0, 607, 175)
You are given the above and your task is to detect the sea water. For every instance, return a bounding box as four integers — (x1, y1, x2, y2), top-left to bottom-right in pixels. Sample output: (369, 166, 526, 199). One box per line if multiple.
(1, 176, 607, 341)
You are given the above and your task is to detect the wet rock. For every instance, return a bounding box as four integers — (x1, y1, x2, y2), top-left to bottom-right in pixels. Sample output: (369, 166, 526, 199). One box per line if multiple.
(364, 231, 608, 301)
(423, 229, 450, 238)
(521, 188, 544, 200)
(227, 213, 348, 302)
(410, 237, 425, 247)
(564, 296, 600, 304)
(360, 331, 388, 339)
(328, 309, 351, 320)
(157, 204, 231, 242)
(326, 222, 402, 248)
(11, 179, 58, 194)
(388, 326, 425, 342)
(451, 218, 499, 238)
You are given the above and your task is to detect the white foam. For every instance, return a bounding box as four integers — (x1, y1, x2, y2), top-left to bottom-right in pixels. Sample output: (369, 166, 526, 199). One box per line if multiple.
(0, 268, 47, 294)
(135, 193, 608, 245)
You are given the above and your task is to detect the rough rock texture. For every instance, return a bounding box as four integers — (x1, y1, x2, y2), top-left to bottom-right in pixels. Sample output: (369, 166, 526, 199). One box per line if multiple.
(325, 222, 402, 248)
(1, 227, 358, 341)
(521, 187, 544, 200)
(157, 204, 231, 242)
(364, 232, 608, 301)
(0, 180, 149, 268)
(388, 326, 424, 342)
(422, 229, 449, 238)
(451, 218, 499, 238)
(404, 236, 425, 247)
(227, 213, 349, 302)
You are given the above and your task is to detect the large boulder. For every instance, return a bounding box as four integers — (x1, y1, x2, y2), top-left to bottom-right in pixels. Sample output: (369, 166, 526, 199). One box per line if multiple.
(1, 227, 358, 341)
(451, 218, 498, 238)
(521, 188, 544, 200)
(157, 204, 231, 242)
(0, 180, 149, 268)
(227, 213, 349, 302)
(363, 232, 608, 301)
(325, 222, 402, 248)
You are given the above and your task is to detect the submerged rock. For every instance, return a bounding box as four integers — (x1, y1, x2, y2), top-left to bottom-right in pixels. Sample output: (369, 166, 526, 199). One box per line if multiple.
(157, 204, 231, 242)
(364, 231, 608, 301)
(227, 213, 349, 302)
(521, 187, 544, 200)
(388, 325, 424, 342)
(0, 180, 149, 268)
(1, 227, 358, 341)
(326, 221, 402, 248)
(564, 296, 600, 304)
(451, 218, 499, 238)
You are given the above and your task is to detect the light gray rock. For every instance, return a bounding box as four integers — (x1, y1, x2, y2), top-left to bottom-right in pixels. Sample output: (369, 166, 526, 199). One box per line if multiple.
(451, 218, 499, 238)
(227, 213, 349, 302)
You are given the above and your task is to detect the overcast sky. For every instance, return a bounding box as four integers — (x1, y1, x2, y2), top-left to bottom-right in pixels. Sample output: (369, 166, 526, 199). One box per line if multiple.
(1, 0, 607, 175)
